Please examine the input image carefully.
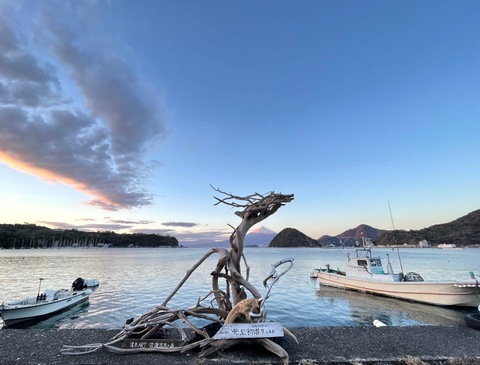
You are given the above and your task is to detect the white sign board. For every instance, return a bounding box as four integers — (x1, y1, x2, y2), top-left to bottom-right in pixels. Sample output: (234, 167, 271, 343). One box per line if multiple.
(213, 322, 284, 340)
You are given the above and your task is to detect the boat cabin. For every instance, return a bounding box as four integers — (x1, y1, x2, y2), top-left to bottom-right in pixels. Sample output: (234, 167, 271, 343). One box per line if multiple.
(353, 258, 385, 274)
(345, 248, 401, 282)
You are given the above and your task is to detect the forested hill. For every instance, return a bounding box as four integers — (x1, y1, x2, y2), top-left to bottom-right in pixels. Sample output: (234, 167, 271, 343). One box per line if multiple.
(377, 209, 480, 246)
(318, 224, 386, 247)
(0, 223, 179, 249)
(268, 228, 320, 248)
(275, 209, 480, 248)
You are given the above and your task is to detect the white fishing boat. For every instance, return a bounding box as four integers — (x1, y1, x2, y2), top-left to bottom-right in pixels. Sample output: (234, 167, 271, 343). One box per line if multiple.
(438, 243, 462, 250)
(310, 239, 480, 307)
(0, 277, 99, 327)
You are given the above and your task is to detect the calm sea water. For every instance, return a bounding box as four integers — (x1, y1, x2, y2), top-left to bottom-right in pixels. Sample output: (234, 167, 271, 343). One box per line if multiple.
(0, 247, 478, 329)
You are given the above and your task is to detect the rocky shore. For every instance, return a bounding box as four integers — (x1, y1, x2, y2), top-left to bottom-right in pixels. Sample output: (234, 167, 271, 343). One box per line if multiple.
(1, 326, 480, 365)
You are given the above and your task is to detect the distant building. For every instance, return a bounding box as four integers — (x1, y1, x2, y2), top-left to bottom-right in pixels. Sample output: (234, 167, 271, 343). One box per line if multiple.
(418, 239, 429, 248)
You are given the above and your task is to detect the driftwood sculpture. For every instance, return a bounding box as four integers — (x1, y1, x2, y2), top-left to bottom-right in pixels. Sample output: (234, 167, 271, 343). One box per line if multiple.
(62, 186, 295, 363)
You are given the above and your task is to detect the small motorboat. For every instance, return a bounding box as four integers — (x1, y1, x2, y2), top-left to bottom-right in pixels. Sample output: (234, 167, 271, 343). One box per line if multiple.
(311, 237, 480, 307)
(0, 277, 99, 327)
(465, 305, 480, 330)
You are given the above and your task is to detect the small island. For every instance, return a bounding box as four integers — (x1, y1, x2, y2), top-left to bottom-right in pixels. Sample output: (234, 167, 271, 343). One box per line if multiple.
(268, 228, 320, 248)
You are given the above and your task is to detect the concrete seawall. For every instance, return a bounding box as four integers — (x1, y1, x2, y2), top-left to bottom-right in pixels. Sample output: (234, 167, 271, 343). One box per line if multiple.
(1, 326, 480, 364)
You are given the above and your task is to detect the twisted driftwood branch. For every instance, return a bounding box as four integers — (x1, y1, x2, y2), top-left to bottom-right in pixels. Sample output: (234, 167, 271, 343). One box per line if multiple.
(62, 187, 295, 364)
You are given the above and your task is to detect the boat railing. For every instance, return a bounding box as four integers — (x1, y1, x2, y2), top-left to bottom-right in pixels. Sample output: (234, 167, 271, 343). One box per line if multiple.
(351, 246, 374, 259)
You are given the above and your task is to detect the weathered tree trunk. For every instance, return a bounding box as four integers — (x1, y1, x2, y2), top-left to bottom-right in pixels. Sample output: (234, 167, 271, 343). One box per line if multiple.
(212, 186, 294, 305)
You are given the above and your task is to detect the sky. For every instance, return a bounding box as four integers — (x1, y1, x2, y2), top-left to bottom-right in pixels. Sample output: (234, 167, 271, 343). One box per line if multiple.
(1, 0, 479, 244)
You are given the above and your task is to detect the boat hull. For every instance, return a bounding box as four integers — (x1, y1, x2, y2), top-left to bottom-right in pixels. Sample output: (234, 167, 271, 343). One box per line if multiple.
(313, 272, 480, 307)
(1, 290, 91, 327)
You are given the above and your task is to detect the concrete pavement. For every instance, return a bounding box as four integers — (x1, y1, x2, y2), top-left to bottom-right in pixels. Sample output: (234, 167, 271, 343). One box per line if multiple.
(1, 326, 480, 364)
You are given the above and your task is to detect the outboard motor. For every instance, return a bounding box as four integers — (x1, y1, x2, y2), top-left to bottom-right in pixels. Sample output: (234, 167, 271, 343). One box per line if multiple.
(71, 277, 86, 291)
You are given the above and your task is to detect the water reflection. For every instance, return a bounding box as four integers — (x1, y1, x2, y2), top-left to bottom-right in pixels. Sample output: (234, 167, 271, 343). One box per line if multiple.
(315, 285, 470, 327)
(1, 247, 478, 329)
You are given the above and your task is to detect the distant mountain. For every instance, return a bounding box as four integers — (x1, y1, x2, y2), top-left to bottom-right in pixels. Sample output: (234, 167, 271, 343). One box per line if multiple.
(377, 209, 480, 246)
(337, 224, 386, 240)
(244, 226, 277, 246)
(179, 209, 480, 248)
(316, 235, 341, 247)
(269, 228, 320, 248)
(180, 239, 230, 249)
(249, 226, 276, 235)
(318, 224, 386, 247)
(181, 226, 276, 248)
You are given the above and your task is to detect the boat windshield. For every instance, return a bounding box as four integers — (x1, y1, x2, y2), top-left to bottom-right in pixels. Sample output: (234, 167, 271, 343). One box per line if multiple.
(370, 259, 382, 267)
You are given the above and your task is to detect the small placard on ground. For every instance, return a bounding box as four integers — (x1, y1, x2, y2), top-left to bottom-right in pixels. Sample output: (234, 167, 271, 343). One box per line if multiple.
(213, 322, 284, 340)
(122, 339, 185, 350)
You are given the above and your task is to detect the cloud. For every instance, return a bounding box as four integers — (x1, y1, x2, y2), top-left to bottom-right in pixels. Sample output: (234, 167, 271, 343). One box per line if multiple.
(129, 228, 230, 242)
(162, 222, 199, 228)
(37, 218, 231, 240)
(0, 2, 167, 211)
(0, 22, 58, 86)
(131, 228, 177, 236)
(173, 230, 231, 242)
(109, 219, 155, 225)
(38, 221, 133, 232)
(40, 216, 154, 232)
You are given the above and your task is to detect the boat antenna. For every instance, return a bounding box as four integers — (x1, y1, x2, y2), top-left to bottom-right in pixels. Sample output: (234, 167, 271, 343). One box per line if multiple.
(388, 201, 404, 275)
(388, 201, 396, 231)
(36, 278, 44, 303)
